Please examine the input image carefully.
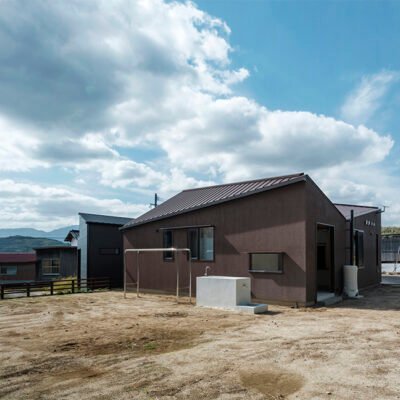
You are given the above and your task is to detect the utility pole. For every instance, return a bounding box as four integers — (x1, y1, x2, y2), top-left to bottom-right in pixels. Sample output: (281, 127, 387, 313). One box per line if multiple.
(150, 193, 159, 208)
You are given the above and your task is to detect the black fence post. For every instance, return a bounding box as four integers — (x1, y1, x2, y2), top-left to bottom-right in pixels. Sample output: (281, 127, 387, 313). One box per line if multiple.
(72, 279, 75, 294)
(0, 285, 3, 300)
(50, 281, 54, 295)
(27, 283, 30, 297)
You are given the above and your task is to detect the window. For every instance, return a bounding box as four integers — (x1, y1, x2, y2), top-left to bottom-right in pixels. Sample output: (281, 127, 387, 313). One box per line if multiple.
(249, 253, 283, 273)
(199, 227, 214, 261)
(188, 228, 199, 260)
(42, 259, 60, 275)
(354, 230, 364, 267)
(163, 230, 174, 260)
(0, 266, 17, 276)
(99, 248, 120, 255)
(187, 227, 214, 261)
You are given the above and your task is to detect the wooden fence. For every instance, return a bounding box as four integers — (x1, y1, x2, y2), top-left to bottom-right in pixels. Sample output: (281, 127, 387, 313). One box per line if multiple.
(0, 277, 116, 300)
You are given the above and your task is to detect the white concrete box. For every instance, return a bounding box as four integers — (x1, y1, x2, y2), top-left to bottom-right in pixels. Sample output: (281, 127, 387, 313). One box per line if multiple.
(196, 276, 251, 308)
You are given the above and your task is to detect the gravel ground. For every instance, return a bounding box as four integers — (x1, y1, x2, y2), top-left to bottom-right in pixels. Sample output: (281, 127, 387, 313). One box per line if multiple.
(1, 286, 400, 399)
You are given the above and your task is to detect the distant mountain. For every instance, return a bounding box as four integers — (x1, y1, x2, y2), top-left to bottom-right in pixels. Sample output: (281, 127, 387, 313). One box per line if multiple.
(0, 225, 78, 240)
(0, 236, 67, 252)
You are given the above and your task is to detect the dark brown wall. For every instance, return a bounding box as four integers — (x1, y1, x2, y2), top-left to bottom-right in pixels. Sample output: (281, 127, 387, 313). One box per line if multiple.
(351, 211, 381, 289)
(88, 224, 124, 285)
(305, 180, 347, 303)
(0, 262, 36, 281)
(36, 248, 78, 280)
(124, 182, 308, 304)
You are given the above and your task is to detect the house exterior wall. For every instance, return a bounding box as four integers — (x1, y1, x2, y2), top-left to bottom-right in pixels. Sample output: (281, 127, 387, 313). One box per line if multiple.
(349, 211, 381, 289)
(305, 180, 347, 303)
(0, 262, 36, 283)
(87, 224, 124, 286)
(123, 182, 308, 304)
(36, 248, 78, 280)
(78, 216, 88, 280)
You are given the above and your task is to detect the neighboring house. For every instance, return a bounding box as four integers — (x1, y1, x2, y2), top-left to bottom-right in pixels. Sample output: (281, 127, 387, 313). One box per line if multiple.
(64, 229, 80, 247)
(35, 246, 78, 280)
(381, 234, 400, 263)
(0, 253, 37, 283)
(122, 173, 381, 306)
(78, 213, 132, 287)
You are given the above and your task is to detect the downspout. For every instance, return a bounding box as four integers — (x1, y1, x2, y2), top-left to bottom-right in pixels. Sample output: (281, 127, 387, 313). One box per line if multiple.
(350, 209, 354, 265)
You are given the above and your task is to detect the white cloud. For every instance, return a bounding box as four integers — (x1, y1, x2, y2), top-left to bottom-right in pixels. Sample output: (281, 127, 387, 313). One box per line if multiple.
(0, 0, 398, 228)
(340, 70, 399, 125)
(0, 179, 147, 230)
(0, 115, 47, 171)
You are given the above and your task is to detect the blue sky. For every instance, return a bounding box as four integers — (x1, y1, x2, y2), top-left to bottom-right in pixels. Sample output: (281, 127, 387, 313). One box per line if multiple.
(0, 0, 399, 229)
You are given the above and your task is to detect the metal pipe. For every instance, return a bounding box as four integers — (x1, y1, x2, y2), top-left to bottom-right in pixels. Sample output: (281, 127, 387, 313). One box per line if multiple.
(350, 210, 354, 265)
(137, 251, 140, 298)
(176, 253, 179, 302)
(123, 251, 127, 299)
(189, 249, 192, 304)
(124, 248, 191, 301)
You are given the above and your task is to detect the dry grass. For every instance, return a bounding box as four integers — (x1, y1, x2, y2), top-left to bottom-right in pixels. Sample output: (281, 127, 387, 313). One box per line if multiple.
(1, 286, 400, 399)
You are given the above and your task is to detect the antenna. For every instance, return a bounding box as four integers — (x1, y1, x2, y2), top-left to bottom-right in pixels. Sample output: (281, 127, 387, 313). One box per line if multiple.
(150, 193, 160, 208)
(379, 205, 388, 214)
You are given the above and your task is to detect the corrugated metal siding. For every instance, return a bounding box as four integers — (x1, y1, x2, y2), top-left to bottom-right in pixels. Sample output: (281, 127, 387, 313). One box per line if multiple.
(382, 235, 400, 262)
(123, 173, 306, 229)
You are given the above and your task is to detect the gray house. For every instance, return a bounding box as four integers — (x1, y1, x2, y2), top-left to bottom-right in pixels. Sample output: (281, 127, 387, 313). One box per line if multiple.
(78, 213, 132, 287)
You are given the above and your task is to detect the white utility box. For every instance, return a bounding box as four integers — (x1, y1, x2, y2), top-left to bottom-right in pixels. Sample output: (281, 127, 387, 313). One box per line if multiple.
(196, 276, 267, 314)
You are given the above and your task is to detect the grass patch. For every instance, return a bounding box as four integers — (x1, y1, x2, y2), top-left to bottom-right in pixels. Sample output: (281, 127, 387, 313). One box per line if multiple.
(143, 342, 158, 351)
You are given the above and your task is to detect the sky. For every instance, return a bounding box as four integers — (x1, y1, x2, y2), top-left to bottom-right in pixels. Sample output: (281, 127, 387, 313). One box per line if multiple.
(0, 0, 399, 230)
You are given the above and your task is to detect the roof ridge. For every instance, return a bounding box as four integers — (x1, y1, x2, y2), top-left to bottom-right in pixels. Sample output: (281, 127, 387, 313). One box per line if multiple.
(182, 172, 304, 193)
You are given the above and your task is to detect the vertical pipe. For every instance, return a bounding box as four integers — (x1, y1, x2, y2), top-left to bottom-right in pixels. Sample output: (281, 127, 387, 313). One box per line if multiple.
(137, 251, 140, 298)
(123, 250, 127, 299)
(188, 249, 192, 304)
(176, 250, 179, 303)
(350, 209, 354, 265)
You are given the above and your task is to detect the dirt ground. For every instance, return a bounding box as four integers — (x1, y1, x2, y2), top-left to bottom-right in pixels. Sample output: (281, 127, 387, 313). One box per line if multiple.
(1, 286, 400, 400)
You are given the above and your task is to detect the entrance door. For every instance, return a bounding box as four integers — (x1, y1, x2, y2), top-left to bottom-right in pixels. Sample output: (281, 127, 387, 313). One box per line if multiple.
(316, 225, 334, 292)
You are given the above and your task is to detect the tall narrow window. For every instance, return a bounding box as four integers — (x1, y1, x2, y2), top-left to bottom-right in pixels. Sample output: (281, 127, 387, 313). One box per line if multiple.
(163, 230, 174, 260)
(188, 228, 199, 260)
(199, 227, 214, 261)
(355, 230, 364, 267)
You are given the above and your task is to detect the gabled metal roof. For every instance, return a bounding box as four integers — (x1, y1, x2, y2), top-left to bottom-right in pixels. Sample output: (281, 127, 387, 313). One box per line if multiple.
(0, 253, 37, 263)
(122, 173, 306, 229)
(334, 203, 380, 220)
(79, 213, 132, 226)
(64, 229, 80, 242)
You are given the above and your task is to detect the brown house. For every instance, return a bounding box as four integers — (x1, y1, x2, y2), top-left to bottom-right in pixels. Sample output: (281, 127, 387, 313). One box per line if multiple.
(0, 253, 37, 283)
(35, 246, 78, 281)
(122, 173, 381, 306)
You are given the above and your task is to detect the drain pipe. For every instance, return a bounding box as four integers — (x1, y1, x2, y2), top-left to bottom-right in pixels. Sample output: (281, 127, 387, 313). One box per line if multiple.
(350, 209, 354, 265)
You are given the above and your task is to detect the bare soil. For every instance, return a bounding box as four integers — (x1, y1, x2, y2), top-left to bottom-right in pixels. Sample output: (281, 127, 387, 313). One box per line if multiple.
(1, 286, 400, 399)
